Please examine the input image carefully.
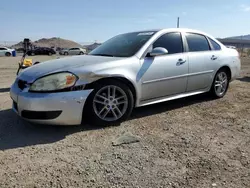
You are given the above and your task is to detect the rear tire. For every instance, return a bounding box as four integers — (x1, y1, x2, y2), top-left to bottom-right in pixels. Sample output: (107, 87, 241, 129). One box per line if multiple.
(83, 79, 134, 126)
(48, 52, 52, 56)
(31, 52, 35, 56)
(210, 68, 229, 98)
(79, 52, 84, 55)
(5, 52, 11, 57)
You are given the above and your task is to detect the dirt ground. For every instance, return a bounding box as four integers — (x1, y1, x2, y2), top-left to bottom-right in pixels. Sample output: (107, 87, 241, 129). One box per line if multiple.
(0, 55, 249, 188)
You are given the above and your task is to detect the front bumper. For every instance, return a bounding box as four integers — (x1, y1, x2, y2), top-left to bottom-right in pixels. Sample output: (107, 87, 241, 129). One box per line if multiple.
(10, 81, 93, 125)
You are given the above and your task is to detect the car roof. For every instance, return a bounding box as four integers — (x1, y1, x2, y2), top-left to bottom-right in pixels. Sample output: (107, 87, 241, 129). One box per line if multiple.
(125, 28, 211, 37)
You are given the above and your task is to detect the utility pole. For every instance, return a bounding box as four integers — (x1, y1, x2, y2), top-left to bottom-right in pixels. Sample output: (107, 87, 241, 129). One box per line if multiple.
(177, 17, 180, 28)
(241, 35, 244, 57)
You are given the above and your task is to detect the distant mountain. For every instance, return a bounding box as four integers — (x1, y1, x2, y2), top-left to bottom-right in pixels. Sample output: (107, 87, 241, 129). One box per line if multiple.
(12, 37, 83, 49)
(84, 42, 102, 51)
(226, 35, 250, 40)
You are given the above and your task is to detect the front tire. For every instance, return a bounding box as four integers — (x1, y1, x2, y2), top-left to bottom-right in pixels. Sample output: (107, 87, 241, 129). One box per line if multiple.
(210, 69, 229, 98)
(64, 52, 68, 55)
(84, 79, 134, 126)
(79, 52, 84, 55)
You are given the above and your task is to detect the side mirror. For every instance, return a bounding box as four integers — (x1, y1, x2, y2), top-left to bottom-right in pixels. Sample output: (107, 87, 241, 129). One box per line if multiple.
(149, 47, 168, 57)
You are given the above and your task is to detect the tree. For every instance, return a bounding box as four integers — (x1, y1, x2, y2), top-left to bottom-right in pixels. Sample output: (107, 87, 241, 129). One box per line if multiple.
(247, 48, 250, 56)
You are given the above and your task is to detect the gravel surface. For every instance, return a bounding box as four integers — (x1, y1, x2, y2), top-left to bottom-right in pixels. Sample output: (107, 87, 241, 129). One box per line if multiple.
(0, 56, 249, 188)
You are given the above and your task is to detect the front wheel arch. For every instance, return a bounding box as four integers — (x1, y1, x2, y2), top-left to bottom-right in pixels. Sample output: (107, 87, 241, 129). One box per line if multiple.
(82, 78, 134, 125)
(85, 77, 137, 106)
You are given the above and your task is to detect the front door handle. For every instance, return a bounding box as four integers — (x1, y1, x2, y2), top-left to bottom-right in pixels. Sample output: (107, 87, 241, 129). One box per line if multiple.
(177, 59, 186, 66)
(211, 55, 218, 60)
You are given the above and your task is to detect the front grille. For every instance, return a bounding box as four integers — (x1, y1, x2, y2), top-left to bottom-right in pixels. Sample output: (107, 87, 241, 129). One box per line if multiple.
(17, 79, 28, 90)
(21, 110, 62, 120)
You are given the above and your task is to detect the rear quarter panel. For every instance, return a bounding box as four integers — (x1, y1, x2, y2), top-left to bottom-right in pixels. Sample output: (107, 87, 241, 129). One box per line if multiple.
(217, 48, 241, 81)
(224, 48, 241, 80)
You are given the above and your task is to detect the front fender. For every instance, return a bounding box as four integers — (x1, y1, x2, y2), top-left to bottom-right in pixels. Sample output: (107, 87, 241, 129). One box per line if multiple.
(74, 67, 142, 107)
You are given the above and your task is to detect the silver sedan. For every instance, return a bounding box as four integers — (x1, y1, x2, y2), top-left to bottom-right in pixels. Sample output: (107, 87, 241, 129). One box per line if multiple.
(10, 28, 241, 126)
(60, 47, 87, 55)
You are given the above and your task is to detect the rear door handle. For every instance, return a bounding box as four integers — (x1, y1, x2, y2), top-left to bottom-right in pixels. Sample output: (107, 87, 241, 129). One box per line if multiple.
(177, 59, 186, 66)
(211, 55, 217, 60)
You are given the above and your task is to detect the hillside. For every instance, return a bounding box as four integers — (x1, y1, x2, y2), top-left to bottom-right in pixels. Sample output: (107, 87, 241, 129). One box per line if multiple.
(12, 37, 83, 49)
(84, 42, 102, 51)
(226, 34, 250, 40)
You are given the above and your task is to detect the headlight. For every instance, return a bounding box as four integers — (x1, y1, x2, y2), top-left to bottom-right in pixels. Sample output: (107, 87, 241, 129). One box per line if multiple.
(30, 72, 78, 92)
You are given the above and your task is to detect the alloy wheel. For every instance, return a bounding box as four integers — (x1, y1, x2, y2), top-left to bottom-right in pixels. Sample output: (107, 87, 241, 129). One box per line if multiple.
(214, 72, 228, 96)
(93, 85, 128, 121)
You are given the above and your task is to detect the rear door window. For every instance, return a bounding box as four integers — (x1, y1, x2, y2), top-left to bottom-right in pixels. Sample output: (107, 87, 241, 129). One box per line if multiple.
(186, 33, 210, 52)
(208, 38, 221, 51)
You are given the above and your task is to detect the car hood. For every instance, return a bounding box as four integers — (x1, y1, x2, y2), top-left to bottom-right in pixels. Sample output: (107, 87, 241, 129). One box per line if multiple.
(18, 55, 124, 82)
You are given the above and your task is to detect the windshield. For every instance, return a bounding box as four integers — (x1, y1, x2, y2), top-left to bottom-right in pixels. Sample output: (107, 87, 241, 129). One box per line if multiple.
(89, 31, 156, 57)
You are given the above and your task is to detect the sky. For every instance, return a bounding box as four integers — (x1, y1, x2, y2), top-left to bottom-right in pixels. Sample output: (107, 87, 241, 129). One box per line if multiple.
(1, 0, 250, 43)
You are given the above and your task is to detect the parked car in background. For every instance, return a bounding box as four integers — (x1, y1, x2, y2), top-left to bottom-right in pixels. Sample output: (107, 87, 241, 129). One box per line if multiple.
(59, 47, 87, 55)
(0, 47, 15, 56)
(10, 28, 241, 126)
(15, 48, 25, 53)
(226, 45, 236, 49)
(27, 47, 56, 56)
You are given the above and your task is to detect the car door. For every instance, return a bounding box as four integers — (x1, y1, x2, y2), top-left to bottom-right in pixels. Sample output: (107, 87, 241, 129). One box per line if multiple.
(36, 48, 42, 55)
(140, 32, 188, 101)
(184, 33, 216, 91)
(0, 48, 6, 56)
(72, 48, 79, 55)
(68, 48, 74, 55)
(75, 48, 80, 55)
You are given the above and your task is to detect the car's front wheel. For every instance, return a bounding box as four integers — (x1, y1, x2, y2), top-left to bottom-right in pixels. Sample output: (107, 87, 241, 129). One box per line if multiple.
(64, 52, 68, 55)
(79, 51, 84, 55)
(210, 69, 229, 98)
(84, 80, 134, 126)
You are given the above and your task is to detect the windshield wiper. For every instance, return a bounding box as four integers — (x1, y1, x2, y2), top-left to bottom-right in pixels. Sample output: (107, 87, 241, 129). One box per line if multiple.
(91, 54, 114, 57)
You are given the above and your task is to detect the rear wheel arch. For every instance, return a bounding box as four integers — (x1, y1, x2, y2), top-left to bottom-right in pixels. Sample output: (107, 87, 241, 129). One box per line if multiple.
(216, 66, 232, 81)
(5, 52, 11, 56)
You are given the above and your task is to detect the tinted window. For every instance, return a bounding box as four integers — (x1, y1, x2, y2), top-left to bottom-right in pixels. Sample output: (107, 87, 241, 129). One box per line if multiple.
(208, 38, 221, 51)
(89, 31, 156, 57)
(0, 48, 6, 50)
(153, 32, 183, 54)
(186, 33, 210, 52)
